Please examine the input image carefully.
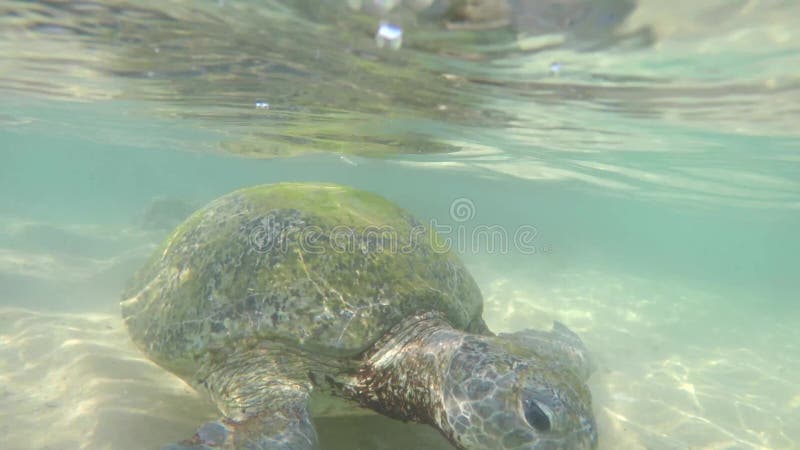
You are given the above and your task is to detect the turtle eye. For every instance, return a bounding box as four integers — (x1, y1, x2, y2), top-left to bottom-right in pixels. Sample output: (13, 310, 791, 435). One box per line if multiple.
(522, 398, 551, 432)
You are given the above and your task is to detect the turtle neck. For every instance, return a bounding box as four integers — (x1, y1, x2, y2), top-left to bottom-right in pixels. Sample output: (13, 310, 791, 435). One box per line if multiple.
(344, 311, 466, 428)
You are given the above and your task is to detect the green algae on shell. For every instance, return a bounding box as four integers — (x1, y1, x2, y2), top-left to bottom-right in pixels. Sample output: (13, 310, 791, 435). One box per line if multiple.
(121, 183, 485, 378)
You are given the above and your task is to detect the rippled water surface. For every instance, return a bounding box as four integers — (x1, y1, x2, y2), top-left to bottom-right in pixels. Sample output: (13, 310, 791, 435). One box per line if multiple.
(1, 1, 799, 449)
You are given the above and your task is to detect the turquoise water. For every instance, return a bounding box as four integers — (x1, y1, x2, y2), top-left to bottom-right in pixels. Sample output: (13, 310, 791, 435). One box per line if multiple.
(1, 1, 799, 449)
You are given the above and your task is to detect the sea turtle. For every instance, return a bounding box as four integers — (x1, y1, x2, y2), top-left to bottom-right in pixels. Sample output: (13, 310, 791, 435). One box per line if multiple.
(121, 183, 597, 450)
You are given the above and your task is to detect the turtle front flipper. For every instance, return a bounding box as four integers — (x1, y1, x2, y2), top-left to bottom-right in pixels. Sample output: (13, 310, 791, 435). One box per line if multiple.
(162, 411, 316, 450)
(164, 348, 319, 450)
(161, 420, 232, 449)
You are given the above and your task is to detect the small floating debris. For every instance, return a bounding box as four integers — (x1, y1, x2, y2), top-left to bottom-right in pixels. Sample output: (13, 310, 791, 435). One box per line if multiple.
(375, 22, 403, 50)
(255, 101, 270, 110)
(0, 113, 34, 127)
(339, 155, 358, 166)
(550, 62, 561, 75)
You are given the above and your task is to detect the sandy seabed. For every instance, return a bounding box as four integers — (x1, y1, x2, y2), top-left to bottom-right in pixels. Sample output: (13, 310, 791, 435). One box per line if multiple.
(0, 243, 798, 449)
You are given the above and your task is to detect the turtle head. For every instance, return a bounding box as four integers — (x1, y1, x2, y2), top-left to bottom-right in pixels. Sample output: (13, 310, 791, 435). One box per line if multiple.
(439, 324, 597, 449)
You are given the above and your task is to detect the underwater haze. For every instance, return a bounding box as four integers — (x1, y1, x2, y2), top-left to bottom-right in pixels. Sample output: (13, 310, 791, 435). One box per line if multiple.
(1, 0, 799, 449)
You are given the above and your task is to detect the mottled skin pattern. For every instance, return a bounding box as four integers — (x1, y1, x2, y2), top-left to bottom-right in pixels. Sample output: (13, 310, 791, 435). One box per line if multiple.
(353, 312, 596, 450)
(121, 183, 597, 450)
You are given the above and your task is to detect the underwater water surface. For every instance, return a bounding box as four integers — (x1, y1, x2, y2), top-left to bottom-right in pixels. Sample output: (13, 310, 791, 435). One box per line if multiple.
(1, 1, 799, 449)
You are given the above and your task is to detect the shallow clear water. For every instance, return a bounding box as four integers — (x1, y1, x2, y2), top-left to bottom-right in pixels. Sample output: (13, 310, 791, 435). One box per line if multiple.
(1, 1, 799, 449)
